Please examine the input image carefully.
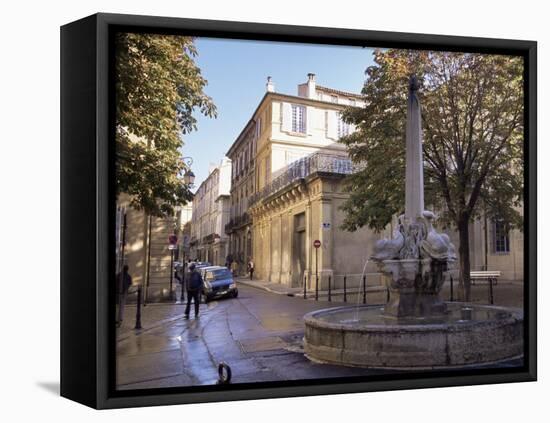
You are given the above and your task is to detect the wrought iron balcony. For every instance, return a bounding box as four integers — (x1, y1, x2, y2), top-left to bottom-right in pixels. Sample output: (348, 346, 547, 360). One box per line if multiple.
(249, 152, 358, 206)
(202, 233, 221, 244)
(224, 212, 251, 233)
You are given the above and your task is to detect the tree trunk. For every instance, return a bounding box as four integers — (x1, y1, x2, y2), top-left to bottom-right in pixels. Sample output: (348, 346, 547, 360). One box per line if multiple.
(457, 219, 471, 301)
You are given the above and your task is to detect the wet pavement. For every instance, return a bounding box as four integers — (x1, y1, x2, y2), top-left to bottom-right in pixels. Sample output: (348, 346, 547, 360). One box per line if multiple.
(116, 285, 384, 389)
(116, 282, 524, 390)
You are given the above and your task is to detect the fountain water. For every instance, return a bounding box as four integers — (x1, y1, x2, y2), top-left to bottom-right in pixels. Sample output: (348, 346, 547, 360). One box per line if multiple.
(303, 76, 523, 369)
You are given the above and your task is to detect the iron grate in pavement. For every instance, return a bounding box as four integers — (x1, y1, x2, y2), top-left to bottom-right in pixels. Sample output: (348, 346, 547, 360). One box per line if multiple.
(238, 336, 288, 354)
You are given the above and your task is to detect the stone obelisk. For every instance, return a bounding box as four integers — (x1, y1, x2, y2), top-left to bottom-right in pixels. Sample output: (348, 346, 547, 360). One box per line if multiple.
(405, 75, 424, 223)
(372, 75, 456, 318)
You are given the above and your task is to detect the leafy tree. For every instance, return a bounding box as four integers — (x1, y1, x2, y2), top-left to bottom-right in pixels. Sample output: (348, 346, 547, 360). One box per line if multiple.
(339, 49, 524, 300)
(115, 33, 216, 216)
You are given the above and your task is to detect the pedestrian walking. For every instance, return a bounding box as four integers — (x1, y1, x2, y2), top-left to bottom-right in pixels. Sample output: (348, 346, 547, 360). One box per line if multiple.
(185, 263, 204, 319)
(225, 253, 233, 269)
(116, 264, 132, 326)
(230, 259, 239, 277)
(247, 258, 254, 280)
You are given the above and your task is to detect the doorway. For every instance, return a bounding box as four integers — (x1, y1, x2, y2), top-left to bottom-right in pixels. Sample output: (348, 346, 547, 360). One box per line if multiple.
(292, 213, 306, 287)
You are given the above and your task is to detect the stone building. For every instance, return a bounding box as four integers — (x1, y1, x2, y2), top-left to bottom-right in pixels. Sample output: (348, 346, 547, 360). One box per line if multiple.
(224, 74, 381, 288)
(189, 157, 232, 265)
(116, 195, 192, 301)
(225, 120, 257, 271)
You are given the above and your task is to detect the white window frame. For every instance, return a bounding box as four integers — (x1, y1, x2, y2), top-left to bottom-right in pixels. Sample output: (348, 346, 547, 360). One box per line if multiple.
(493, 219, 511, 254)
(337, 112, 351, 138)
(291, 104, 306, 134)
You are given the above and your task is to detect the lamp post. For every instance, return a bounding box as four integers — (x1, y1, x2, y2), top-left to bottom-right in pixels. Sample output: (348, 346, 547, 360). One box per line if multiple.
(179, 156, 194, 302)
(180, 156, 195, 188)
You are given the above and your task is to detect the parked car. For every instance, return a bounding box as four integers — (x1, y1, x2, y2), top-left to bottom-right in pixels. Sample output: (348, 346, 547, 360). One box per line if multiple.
(200, 266, 238, 302)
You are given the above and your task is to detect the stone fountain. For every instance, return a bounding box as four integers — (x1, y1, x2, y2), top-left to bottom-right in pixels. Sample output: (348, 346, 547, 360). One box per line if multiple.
(303, 76, 523, 369)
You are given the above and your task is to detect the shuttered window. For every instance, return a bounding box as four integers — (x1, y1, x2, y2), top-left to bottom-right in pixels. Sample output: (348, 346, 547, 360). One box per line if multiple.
(291, 104, 306, 133)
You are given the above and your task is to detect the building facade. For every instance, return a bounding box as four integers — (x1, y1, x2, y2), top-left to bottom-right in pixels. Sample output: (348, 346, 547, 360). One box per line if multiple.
(224, 74, 381, 288)
(225, 120, 257, 272)
(116, 194, 183, 302)
(189, 157, 232, 265)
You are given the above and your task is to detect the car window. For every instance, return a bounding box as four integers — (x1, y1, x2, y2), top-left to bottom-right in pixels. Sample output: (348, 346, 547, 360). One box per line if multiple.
(207, 269, 233, 281)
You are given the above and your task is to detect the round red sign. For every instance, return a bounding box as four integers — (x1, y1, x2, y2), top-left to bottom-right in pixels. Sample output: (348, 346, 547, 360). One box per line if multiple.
(313, 239, 321, 248)
(168, 235, 178, 244)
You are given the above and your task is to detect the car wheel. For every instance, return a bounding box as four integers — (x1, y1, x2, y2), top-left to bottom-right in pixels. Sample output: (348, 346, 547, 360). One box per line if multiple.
(203, 294, 209, 304)
(232, 291, 238, 298)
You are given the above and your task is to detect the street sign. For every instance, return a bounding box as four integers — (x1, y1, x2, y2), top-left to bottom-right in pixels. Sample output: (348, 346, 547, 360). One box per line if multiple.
(168, 234, 178, 245)
(168, 244, 177, 250)
(313, 239, 321, 248)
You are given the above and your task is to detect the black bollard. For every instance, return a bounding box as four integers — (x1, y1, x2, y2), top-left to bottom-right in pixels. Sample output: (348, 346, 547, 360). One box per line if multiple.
(489, 277, 494, 305)
(180, 275, 185, 303)
(328, 276, 331, 302)
(343, 275, 347, 303)
(386, 286, 390, 303)
(303, 275, 307, 299)
(315, 275, 319, 301)
(135, 285, 142, 330)
(362, 275, 366, 304)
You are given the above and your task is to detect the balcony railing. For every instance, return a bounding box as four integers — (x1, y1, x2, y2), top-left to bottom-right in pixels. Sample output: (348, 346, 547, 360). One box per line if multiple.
(202, 233, 221, 244)
(249, 152, 358, 206)
(225, 212, 251, 233)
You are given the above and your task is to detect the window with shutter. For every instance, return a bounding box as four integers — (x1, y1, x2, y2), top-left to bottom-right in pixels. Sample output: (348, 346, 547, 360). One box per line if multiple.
(337, 112, 351, 137)
(493, 219, 510, 254)
(281, 102, 292, 132)
(291, 104, 306, 133)
(326, 110, 338, 139)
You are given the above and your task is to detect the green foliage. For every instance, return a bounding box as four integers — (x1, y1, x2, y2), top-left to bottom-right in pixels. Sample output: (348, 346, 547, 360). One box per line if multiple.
(339, 49, 524, 233)
(115, 33, 217, 216)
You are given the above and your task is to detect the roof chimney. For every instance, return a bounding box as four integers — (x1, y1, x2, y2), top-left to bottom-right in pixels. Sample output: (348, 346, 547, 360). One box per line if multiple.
(306, 73, 316, 99)
(266, 76, 275, 92)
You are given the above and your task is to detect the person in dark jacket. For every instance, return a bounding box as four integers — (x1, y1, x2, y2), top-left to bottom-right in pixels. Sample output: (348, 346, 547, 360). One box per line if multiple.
(185, 263, 203, 319)
(116, 265, 132, 326)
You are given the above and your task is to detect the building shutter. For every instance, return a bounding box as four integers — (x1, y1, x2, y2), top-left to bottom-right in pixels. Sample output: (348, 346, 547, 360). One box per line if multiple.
(306, 106, 314, 135)
(327, 110, 338, 139)
(281, 102, 292, 132)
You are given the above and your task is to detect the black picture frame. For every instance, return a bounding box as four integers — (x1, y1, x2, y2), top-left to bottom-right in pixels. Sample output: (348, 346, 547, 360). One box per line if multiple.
(60, 12, 537, 409)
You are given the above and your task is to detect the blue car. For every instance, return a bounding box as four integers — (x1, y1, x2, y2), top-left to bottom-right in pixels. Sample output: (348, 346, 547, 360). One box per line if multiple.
(200, 266, 238, 303)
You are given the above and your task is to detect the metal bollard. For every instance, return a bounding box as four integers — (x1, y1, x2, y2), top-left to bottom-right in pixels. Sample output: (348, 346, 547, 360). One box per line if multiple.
(315, 275, 319, 301)
(135, 285, 142, 330)
(328, 276, 332, 302)
(343, 275, 347, 303)
(362, 275, 366, 304)
(489, 277, 494, 305)
(303, 275, 307, 299)
(386, 286, 390, 303)
(450, 276, 454, 302)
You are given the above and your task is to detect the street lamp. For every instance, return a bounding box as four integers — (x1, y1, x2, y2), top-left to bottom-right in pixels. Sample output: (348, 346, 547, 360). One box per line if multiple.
(184, 169, 195, 186)
(180, 156, 195, 187)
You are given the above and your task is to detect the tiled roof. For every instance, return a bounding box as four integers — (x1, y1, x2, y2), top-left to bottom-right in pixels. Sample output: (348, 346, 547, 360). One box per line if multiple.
(316, 84, 363, 99)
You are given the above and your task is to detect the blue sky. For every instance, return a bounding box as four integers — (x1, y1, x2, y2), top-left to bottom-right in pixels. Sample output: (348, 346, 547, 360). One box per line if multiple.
(182, 37, 375, 188)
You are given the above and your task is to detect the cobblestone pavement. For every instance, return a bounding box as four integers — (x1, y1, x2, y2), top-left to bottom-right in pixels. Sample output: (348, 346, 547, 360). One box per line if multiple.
(116, 282, 524, 390)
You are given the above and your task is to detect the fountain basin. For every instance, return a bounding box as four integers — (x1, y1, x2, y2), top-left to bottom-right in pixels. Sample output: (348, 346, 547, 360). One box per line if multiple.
(304, 303, 523, 369)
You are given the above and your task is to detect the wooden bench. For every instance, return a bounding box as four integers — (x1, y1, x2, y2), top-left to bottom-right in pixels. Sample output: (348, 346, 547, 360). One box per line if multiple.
(470, 271, 501, 285)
